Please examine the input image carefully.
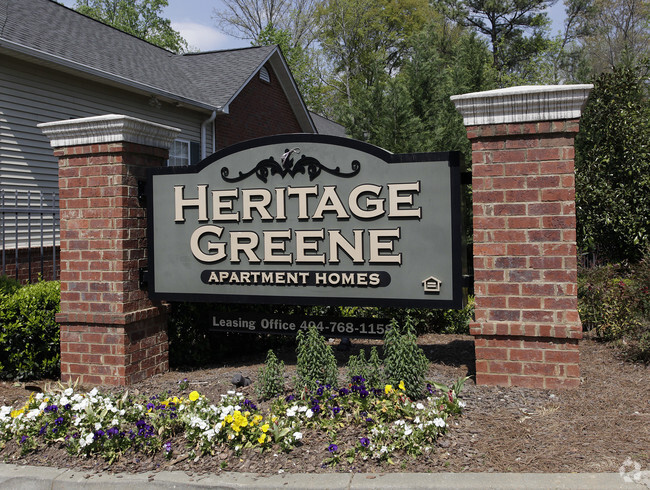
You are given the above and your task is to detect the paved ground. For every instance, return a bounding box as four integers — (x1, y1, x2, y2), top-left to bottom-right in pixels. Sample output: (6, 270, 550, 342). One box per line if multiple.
(0, 464, 648, 489)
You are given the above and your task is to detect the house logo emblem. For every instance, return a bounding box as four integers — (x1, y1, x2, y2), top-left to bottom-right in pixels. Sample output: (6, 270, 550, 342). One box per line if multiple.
(422, 276, 442, 294)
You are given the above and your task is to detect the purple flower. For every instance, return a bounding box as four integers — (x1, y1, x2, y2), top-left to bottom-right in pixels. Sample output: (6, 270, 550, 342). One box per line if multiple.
(359, 437, 370, 447)
(146, 403, 154, 410)
(328, 444, 338, 453)
(164, 441, 172, 453)
(54, 417, 64, 426)
(19, 435, 27, 444)
(285, 395, 296, 402)
(338, 388, 349, 396)
(332, 406, 341, 416)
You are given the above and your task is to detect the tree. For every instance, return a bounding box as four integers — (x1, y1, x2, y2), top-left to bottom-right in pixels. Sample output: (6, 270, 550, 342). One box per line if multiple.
(213, 0, 318, 47)
(575, 65, 650, 263)
(437, 0, 555, 84)
(74, 0, 187, 53)
(570, 0, 650, 76)
(315, 0, 430, 107)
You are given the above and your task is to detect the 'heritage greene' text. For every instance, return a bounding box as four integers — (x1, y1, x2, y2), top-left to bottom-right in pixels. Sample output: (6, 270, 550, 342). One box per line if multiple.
(174, 182, 423, 265)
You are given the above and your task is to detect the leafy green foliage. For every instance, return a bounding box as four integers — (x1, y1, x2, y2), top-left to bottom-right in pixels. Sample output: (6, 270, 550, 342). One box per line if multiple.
(0, 281, 60, 380)
(437, 0, 554, 83)
(383, 317, 429, 399)
(167, 302, 215, 368)
(578, 253, 650, 362)
(295, 326, 338, 391)
(74, 0, 188, 53)
(256, 349, 286, 400)
(346, 346, 384, 388)
(575, 65, 650, 263)
(0, 276, 20, 297)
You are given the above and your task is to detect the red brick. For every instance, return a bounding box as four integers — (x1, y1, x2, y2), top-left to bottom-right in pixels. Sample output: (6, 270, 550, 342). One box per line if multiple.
(475, 373, 510, 387)
(509, 349, 544, 362)
(544, 350, 580, 363)
(488, 360, 523, 375)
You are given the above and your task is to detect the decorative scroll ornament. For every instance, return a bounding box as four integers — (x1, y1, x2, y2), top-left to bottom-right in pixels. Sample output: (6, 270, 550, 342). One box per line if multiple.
(221, 148, 361, 183)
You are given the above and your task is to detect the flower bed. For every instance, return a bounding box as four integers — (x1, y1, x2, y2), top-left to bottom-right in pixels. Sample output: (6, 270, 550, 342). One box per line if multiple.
(0, 377, 465, 467)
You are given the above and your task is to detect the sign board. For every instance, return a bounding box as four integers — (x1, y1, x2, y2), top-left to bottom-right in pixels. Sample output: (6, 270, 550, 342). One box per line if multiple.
(210, 312, 391, 339)
(147, 134, 463, 308)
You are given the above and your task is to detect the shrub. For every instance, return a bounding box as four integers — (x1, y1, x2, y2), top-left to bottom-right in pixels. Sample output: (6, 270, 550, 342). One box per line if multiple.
(0, 276, 20, 297)
(167, 302, 215, 367)
(256, 349, 285, 400)
(295, 326, 338, 391)
(578, 253, 650, 363)
(0, 280, 60, 380)
(383, 317, 429, 399)
(575, 65, 650, 263)
(346, 346, 384, 388)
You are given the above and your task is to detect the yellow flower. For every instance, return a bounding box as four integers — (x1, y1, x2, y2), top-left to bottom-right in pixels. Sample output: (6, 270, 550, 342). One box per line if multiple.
(252, 415, 263, 425)
(188, 391, 200, 402)
(384, 384, 393, 394)
(261, 423, 270, 433)
(225, 414, 233, 424)
(258, 433, 266, 444)
(10, 408, 24, 418)
(231, 423, 241, 433)
(398, 380, 406, 391)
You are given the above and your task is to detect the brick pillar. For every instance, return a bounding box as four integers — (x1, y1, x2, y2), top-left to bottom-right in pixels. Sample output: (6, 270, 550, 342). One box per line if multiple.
(451, 85, 592, 389)
(39, 115, 181, 386)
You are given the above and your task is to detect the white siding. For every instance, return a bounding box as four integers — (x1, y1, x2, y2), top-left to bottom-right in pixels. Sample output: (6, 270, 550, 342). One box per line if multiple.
(0, 54, 214, 248)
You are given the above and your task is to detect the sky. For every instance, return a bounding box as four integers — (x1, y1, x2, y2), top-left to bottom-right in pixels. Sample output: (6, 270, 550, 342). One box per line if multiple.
(59, 0, 568, 53)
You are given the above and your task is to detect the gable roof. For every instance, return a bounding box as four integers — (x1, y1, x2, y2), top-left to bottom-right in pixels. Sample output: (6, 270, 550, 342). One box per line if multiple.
(0, 0, 315, 131)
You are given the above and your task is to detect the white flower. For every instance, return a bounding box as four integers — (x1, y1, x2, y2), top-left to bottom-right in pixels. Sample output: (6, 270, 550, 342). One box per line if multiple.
(64, 388, 74, 397)
(39, 402, 47, 411)
(404, 426, 413, 436)
(286, 408, 296, 417)
(59, 396, 69, 406)
(458, 400, 466, 408)
(298, 406, 307, 413)
(35, 393, 44, 401)
(416, 402, 425, 410)
(94, 422, 102, 430)
(433, 417, 446, 428)
(89, 388, 98, 397)
(380, 445, 388, 454)
(305, 409, 313, 419)
(293, 431, 303, 440)
(203, 428, 215, 441)
(26, 409, 40, 420)
(84, 433, 94, 446)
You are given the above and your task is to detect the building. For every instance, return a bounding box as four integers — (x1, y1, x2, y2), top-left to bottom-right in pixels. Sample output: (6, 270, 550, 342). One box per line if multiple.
(0, 0, 342, 280)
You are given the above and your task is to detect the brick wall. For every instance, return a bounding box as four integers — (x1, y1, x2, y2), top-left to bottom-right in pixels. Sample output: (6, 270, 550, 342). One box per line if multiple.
(468, 120, 582, 389)
(215, 63, 303, 149)
(2, 246, 59, 283)
(35, 110, 182, 387)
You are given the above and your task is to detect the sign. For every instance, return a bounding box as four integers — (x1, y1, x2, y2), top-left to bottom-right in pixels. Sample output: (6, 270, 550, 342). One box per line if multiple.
(147, 134, 463, 308)
(210, 312, 391, 339)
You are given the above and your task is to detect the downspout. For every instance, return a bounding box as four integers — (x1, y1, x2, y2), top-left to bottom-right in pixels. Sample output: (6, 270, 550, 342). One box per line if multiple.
(201, 110, 217, 160)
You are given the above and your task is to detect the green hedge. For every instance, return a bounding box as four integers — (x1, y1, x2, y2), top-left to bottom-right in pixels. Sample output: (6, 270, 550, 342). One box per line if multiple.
(0, 279, 60, 380)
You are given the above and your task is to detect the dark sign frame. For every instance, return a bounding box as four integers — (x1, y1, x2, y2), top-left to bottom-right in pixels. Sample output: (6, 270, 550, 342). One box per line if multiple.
(147, 134, 463, 309)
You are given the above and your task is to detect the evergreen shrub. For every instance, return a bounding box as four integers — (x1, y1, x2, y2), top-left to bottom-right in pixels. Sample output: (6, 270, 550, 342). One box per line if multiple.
(256, 349, 285, 400)
(295, 326, 337, 391)
(0, 280, 60, 380)
(383, 317, 429, 399)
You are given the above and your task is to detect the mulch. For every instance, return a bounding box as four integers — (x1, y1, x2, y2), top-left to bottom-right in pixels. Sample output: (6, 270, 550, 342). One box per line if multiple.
(0, 333, 648, 475)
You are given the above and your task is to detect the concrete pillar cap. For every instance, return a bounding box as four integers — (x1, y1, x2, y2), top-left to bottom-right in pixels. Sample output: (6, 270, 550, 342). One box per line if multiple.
(38, 114, 181, 149)
(451, 85, 593, 126)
